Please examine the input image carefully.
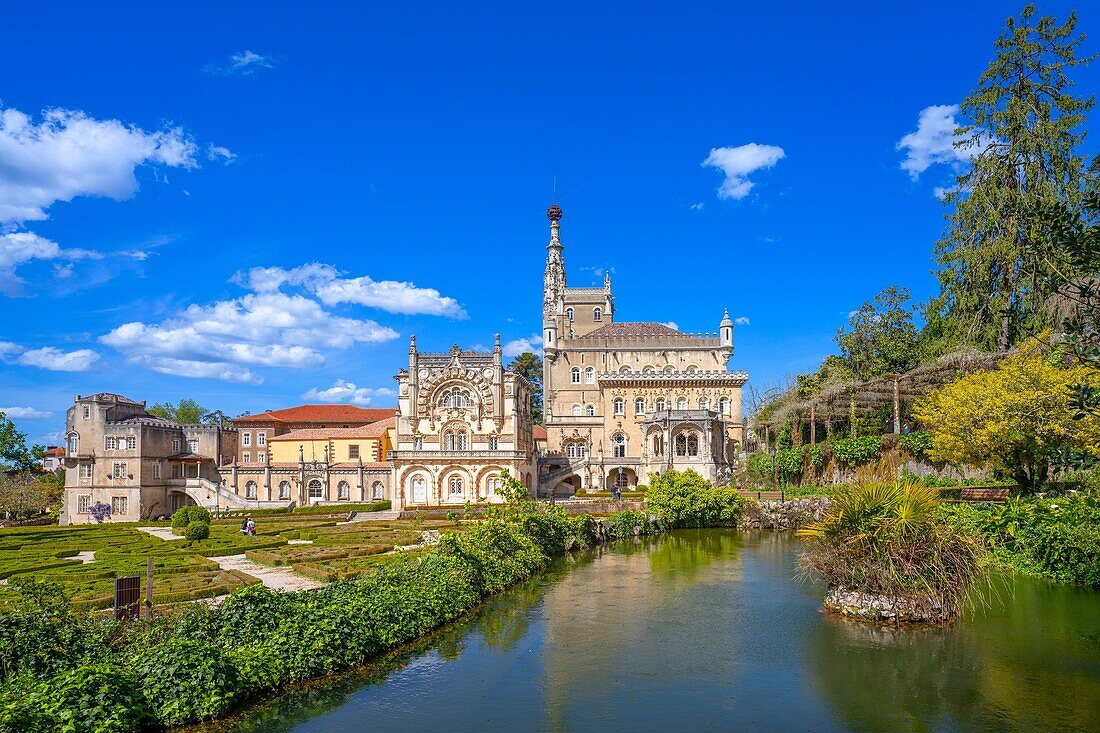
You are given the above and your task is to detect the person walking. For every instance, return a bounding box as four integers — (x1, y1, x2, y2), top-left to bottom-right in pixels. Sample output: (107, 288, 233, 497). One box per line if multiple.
(246, 517, 256, 536)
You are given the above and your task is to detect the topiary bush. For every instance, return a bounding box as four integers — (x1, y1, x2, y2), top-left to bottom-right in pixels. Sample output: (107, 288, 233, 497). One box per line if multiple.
(172, 505, 212, 529)
(128, 639, 241, 726)
(184, 521, 210, 543)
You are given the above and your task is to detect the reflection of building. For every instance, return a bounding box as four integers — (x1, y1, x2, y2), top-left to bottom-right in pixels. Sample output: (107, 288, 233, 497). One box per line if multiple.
(59, 393, 238, 524)
(539, 204, 748, 495)
(391, 336, 537, 509)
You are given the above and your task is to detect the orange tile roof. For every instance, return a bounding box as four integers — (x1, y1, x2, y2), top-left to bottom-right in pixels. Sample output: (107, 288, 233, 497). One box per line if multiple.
(234, 405, 395, 423)
(533, 425, 547, 440)
(269, 417, 395, 442)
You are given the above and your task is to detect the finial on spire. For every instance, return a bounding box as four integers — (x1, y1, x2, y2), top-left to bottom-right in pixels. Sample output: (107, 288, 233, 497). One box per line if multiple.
(547, 203, 562, 222)
(494, 333, 501, 350)
(721, 308, 732, 325)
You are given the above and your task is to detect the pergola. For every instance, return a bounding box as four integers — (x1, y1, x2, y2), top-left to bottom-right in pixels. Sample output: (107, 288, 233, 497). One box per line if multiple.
(754, 349, 1006, 446)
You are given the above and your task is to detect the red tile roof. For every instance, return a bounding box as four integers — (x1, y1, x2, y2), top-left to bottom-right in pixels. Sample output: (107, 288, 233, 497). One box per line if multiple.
(269, 417, 396, 442)
(235, 405, 395, 424)
(578, 322, 685, 339)
(533, 425, 547, 440)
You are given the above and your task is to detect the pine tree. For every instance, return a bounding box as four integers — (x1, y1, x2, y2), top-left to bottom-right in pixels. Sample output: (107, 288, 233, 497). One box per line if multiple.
(508, 352, 543, 424)
(933, 5, 1095, 351)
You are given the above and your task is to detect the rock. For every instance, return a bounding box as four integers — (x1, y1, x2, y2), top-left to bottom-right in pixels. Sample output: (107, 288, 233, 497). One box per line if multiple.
(823, 585, 950, 623)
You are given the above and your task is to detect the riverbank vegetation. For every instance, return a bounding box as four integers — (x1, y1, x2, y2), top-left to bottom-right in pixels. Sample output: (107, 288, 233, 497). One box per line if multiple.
(796, 475, 985, 621)
(0, 475, 678, 732)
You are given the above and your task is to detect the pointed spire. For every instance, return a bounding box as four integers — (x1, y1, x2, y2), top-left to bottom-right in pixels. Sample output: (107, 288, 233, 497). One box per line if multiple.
(720, 308, 732, 326)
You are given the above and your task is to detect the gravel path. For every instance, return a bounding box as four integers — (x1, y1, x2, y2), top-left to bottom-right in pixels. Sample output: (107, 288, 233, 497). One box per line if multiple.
(138, 526, 185, 541)
(212, 554, 324, 592)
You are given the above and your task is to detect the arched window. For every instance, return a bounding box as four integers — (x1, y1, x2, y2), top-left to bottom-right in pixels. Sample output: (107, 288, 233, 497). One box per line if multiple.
(67, 433, 79, 455)
(566, 307, 575, 321)
(308, 480, 324, 500)
(613, 397, 625, 415)
(413, 437, 424, 450)
(612, 433, 626, 458)
(652, 434, 664, 457)
(655, 398, 666, 412)
(457, 432, 469, 450)
(687, 434, 699, 456)
(488, 436, 498, 450)
(567, 444, 577, 459)
(585, 404, 596, 417)
(635, 397, 646, 414)
(245, 480, 257, 499)
(444, 431, 455, 450)
(449, 476, 464, 496)
(616, 472, 629, 489)
(677, 397, 688, 410)
(487, 475, 501, 495)
(584, 367, 595, 384)
(338, 481, 350, 499)
(619, 365, 631, 374)
(698, 397, 708, 410)
(571, 367, 581, 384)
(593, 307, 602, 321)
(675, 433, 687, 456)
(372, 481, 384, 499)
(279, 481, 291, 499)
(579, 443, 588, 458)
(572, 404, 582, 416)
(438, 387, 473, 408)
(720, 397, 730, 415)
(412, 475, 427, 503)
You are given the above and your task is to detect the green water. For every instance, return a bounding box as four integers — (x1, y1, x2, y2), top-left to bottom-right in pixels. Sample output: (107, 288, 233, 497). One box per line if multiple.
(203, 530, 1100, 733)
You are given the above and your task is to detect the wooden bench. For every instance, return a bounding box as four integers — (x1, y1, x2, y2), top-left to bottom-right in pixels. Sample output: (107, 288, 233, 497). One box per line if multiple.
(738, 490, 786, 501)
(958, 486, 1010, 503)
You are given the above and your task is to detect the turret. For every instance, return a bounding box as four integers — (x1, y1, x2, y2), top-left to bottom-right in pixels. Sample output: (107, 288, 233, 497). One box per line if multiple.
(720, 308, 734, 357)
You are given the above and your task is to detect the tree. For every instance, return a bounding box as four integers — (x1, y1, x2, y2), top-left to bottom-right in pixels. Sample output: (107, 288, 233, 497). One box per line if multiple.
(149, 399, 213, 425)
(932, 5, 1096, 352)
(0, 411, 37, 470)
(835, 286, 919, 380)
(507, 352, 543, 424)
(913, 346, 1100, 489)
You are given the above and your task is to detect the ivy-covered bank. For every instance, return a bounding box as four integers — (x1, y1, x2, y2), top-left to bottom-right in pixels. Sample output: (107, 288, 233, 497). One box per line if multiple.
(0, 472, 744, 732)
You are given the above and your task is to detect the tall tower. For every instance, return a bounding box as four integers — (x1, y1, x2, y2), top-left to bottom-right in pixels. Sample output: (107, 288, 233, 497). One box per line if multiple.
(543, 203, 565, 352)
(719, 308, 734, 363)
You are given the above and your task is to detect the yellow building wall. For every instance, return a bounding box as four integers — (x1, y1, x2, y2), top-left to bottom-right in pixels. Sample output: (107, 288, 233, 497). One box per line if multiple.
(268, 436, 387, 463)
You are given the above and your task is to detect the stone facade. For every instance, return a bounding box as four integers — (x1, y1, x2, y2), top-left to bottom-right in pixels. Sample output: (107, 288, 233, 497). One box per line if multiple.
(390, 336, 537, 509)
(539, 204, 748, 495)
(59, 393, 238, 525)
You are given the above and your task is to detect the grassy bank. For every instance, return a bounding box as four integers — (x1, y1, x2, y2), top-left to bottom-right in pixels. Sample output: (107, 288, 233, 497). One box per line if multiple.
(0, 473, 740, 732)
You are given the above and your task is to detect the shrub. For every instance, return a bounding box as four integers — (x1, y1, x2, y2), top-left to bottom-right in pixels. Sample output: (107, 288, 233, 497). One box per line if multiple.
(745, 452, 774, 485)
(6, 664, 155, 733)
(646, 470, 745, 528)
(172, 506, 212, 529)
(797, 475, 984, 619)
(808, 444, 825, 470)
(129, 639, 241, 726)
(775, 448, 803, 483)
(185, 521, 211, 543)
(899, 430, 934, 457)
(832, 436, 882, 466)
(605, 510, 652, 537)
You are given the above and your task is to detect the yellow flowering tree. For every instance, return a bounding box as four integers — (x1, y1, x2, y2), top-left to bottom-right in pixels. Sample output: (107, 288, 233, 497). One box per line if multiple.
(913, 348, 1100, 490)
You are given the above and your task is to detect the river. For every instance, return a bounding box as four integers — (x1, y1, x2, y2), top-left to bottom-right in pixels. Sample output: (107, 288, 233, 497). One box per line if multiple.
(201, 529, 1100, 733)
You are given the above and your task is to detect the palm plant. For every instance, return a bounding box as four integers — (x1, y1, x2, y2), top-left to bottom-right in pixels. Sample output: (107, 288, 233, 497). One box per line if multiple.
(797, 471, 984, 620)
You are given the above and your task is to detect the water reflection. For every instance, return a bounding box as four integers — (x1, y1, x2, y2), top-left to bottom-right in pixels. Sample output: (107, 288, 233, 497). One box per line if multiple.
(198, 531, 1100, 733)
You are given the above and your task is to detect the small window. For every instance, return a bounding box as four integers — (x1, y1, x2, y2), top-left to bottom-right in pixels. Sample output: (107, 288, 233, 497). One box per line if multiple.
(567, 444, 577, 458)
(584, 367, 595, 384)
(635, 397, 646, 414)
(566, 307, 575, 321)
(457, 432, 469, 450)
(259, 453, 266, 464)
(612, 433, 626, 458)
(127, 436, 136, 450)
(720, 397, 730, 415)
(487, 476, 501, 495)
(257, 432, 266, 446)
(79, 463, 92, 479)
(572, 404, 582, 416)
(585, 404, 596, 417)
(338, 481, 350, 500)
(105, 436, 116, 450)
(613, 398, 625, 415)
(78, 495, 91, 513)
(349, 444, 360, 460)
(279, 481, 291, 500)
(188, 439, 198, 453)
(593, 307, 602, 321)
(171, 463, 181, 479)
(488, 436, 498, 450)
(152, 462, 161, 479)
(677, 397, 688, 410)
(413, 437, 423, 451)
(571, 367, 581, 384)
(656, 398, 666, 412)
(112, 462, 127, 479)
(698, 397, 708, 410)
(243, 452, 251, 463)
(68, 433, 79, 455)
(308, 480, 324, 500)
(449, 477, 463, 495)
(172, 438, 181, 452)
(112, 496, 127, 515)
(242, 432, 251, 447)
(82, 405, 90, 419)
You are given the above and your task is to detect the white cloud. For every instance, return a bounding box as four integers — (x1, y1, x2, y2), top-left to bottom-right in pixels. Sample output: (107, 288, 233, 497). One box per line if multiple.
(0, 231, 104, 296)
(1, 344, 101, 371)
(0, 106, 197, 224)
(0, 406, 53, 419)
(897, 104, 993, 181)
(663, 322, 679, 331)
(233, 263, 467, 318)
(207, 144, 236, 163)
(735, 316, 750, 326)
(503, 335, 541, 357)
(302, 379, 397, 406)
(35, 430, 65, 445)
(690, 202, 704, 211)
(702, 143, 786, 200)
(100, 291, 399, 384)
(207, 50, 275, 75)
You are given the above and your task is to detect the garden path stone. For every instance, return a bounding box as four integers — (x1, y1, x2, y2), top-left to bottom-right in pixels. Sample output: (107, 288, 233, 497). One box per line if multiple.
(139, 527, 185, 541)
(213, 554, 323, 592)
(339, 510, 401, 524)
(74, 551, 95, 564)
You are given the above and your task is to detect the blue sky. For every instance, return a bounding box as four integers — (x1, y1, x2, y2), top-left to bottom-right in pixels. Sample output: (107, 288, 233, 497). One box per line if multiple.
(2, 1, 1098, 445)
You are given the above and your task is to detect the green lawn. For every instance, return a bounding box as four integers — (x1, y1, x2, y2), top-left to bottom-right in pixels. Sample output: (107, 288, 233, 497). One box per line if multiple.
(0, 515, 456, 610)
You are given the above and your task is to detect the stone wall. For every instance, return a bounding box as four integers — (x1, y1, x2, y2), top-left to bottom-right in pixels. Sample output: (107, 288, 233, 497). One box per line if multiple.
(740, 497, 830, 530)
(823, 585, 949, 623)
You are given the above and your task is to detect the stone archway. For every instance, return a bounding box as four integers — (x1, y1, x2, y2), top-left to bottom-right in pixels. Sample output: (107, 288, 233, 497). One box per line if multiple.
(606, 467, 638, 490)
